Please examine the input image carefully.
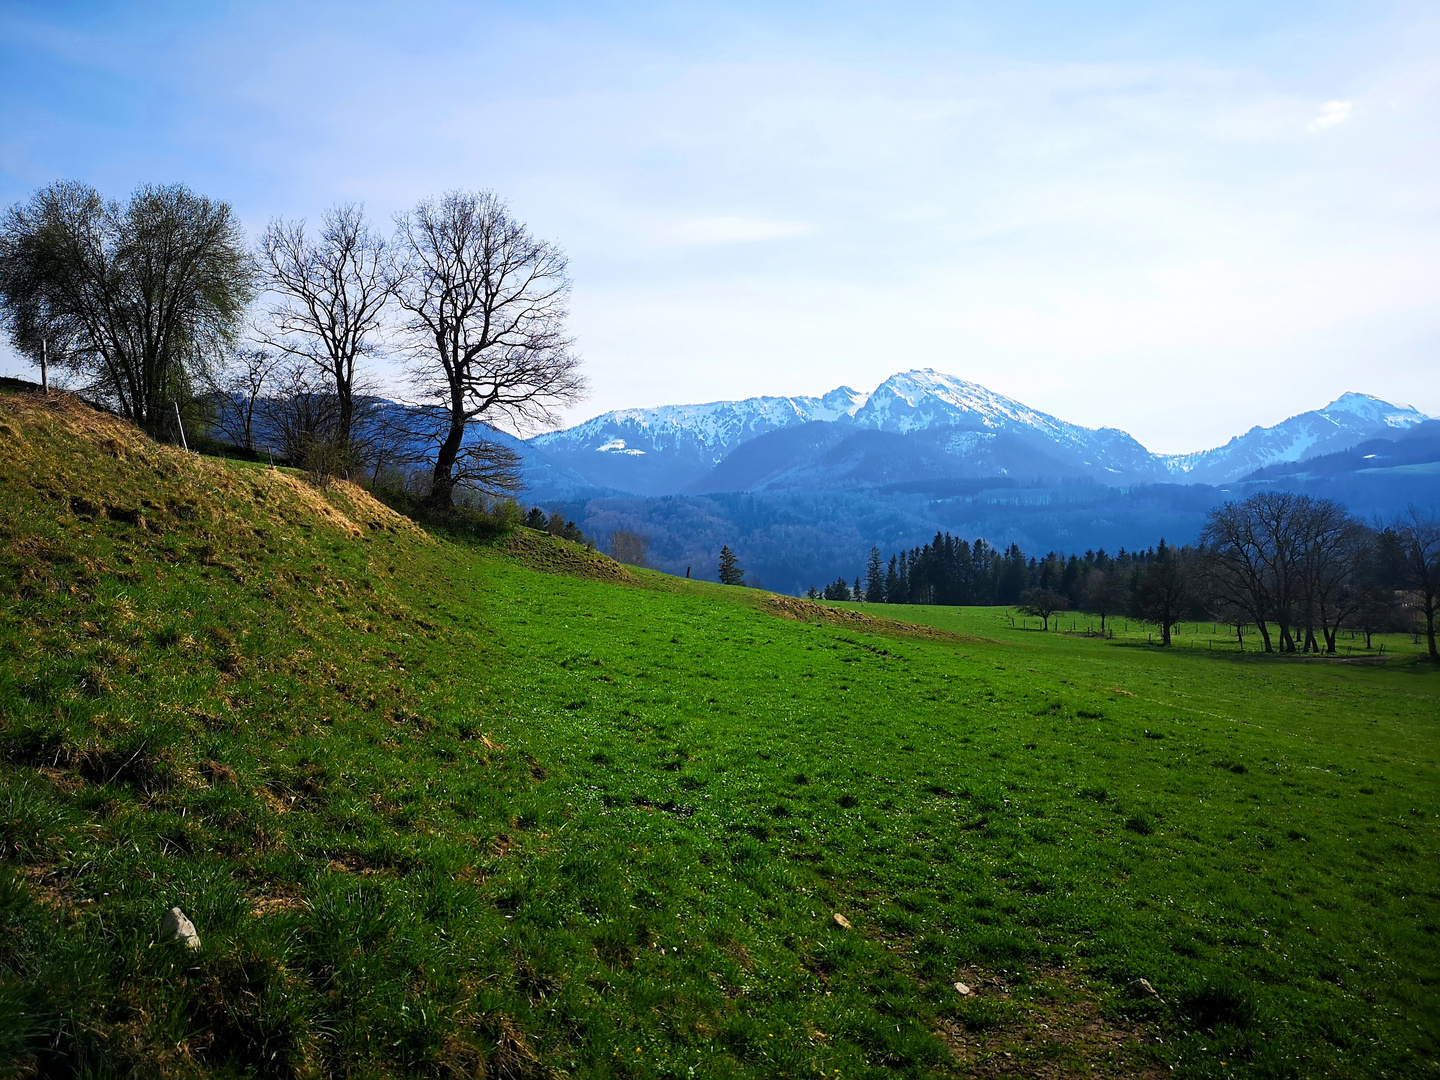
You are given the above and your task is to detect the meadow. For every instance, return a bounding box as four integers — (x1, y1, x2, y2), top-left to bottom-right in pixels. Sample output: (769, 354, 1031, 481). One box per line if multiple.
(0, 392, 1436, 1079)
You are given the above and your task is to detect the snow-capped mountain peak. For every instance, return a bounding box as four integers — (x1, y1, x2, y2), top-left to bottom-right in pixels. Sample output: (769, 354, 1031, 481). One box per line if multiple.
(1317, 392, 1426, 430)
(1159, 392, 1430, 483)
(858, 368, 1060, 433)
(806, 385, 869, 421)
(526, 371, 1431, 497)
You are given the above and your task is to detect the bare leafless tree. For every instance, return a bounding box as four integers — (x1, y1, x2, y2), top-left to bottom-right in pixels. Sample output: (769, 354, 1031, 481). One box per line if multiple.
(1200, 500, 1277, 652)
(208, 346, 281, 451)
(608, 529, 652, 568)
(1394, 507, 1440, 661)
(391, 190, 585, 510)
(257, 204, 391, 445)
(259, 357, 341, 466)
(1296, 500, 1369, 654)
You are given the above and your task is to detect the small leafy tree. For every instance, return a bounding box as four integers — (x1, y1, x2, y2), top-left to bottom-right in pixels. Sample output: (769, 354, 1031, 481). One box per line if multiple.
(718, 545, 745, 586)
(1084, 570, 1121, 633)
(1018, 586, 1068, 631)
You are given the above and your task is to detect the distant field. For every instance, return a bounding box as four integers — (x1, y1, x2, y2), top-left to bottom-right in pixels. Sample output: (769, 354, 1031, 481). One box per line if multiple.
(1, 393, 1437, 1079)
(832, 600, 1435, 660)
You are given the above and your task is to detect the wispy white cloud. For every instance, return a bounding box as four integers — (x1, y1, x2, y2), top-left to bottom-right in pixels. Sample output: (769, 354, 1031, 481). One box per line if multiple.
(658, 215, 813, 245)
(1308, 99, 1353, 131)
(1, 3, 1437, 450)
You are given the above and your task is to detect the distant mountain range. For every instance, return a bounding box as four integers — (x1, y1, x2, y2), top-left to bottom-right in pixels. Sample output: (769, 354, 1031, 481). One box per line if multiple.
(520, 369, 1431, 499)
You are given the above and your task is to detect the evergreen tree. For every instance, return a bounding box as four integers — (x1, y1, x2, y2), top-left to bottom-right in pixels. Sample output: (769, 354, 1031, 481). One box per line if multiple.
(865, 547, 885, 602)
(718, 545, 745, 586)
(997, 544, 1029, 605)
(884, 555, 900, 604)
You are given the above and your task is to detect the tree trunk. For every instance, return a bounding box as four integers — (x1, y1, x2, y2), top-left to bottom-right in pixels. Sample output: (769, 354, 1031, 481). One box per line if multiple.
(337, 382, 354, 445)
(429, 418, 466, 511)
(1279, 622, 1295, 653)
(1426, 594, 1438, 661)
(1256, 621, 1272, 653)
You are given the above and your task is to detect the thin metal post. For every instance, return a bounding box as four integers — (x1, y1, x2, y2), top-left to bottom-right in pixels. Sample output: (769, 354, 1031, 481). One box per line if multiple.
(173, 401, 189, 452)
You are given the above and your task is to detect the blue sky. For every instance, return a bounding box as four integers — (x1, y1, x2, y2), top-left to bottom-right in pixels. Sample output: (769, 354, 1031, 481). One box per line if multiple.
(1, 0, 1437, 452)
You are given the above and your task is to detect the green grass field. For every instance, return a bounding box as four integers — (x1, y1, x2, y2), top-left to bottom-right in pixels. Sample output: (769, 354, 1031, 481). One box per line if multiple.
(849, 602, 1433, 661)
(1, 393, 1437, 1079)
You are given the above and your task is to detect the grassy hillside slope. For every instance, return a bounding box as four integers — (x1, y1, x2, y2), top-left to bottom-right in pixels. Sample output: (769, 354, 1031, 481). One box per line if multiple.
(0, 392, 1437, 1079)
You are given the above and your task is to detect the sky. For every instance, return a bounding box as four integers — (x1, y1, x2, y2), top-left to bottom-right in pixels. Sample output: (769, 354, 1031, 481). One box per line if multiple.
(1, 0, 1437, 453)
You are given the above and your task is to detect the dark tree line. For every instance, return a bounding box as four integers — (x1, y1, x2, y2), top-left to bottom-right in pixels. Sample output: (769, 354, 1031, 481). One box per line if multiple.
(817, 494, 1440, 656)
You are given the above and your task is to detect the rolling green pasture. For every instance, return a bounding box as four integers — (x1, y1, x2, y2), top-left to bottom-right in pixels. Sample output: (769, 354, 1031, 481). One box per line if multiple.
(1, 394, 1437, 1079)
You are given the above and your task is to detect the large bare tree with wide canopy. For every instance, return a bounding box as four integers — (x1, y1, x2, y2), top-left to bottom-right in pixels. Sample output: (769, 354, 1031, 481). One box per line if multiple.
(391, 190, 585, 510)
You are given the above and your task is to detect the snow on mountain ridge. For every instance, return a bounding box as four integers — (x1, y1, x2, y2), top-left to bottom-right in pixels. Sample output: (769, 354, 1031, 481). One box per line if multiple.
(528, 376, 1430, 493)
(853, 369, 1159, 476)
(862, 368, 1087, 437)
(531, 386, 870, 463)
(1158, 393, 1428, 482)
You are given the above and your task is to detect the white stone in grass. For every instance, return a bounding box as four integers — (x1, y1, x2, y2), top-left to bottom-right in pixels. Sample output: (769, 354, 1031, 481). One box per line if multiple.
(1126, 977, 1159, 999)
(953, 981, 973, 996)
(161, 906, 201, 950)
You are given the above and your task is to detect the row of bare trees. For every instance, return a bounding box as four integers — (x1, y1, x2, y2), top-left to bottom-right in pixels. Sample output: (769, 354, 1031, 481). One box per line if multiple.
(0, 182, 586, 510)
(1201, 494, 1440, 658)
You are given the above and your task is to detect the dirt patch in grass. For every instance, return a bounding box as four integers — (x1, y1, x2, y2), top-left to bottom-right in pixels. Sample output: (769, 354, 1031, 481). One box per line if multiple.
(37, 765, 84, 794)
(763, 593, 988, 644)
(19, 864, 73, 915)
(503, 529, 638, 584)
(937, 966, 1168, 1078)
(320, 479, 433, 541)
(248, 891, 306, 917)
